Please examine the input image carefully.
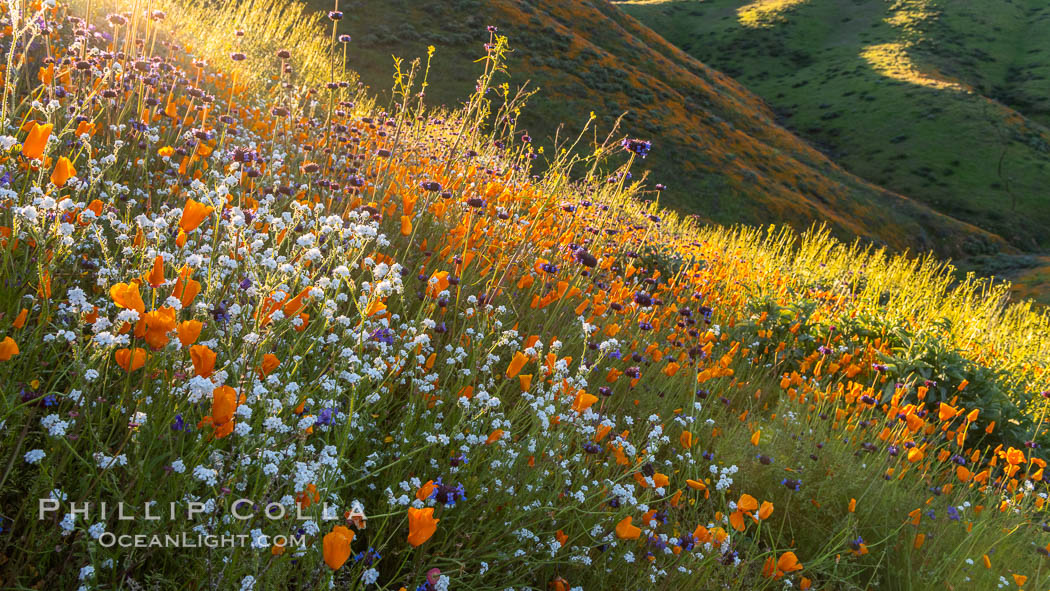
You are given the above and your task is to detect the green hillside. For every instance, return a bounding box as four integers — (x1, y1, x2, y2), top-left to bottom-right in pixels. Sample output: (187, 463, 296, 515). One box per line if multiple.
(318, 0, 1008, 258)
(616, 0, 1050, 253)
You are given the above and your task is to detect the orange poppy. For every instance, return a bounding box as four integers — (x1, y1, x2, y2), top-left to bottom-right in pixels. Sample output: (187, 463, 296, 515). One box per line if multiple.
(506, 351, 528, 378)
(407, 507, 439, 547)
(729, 510, 746, 532)
(737, 494, 759, 513)
(172, 268, 201, 308)
(74, 121, 96, 137)
(680, 431, 693, 448)
(143, 307, 177, 349)
(416, 480, 436, 502)
(937, 403, 957, 421)
(1005, 447, 1025, 466)
(110, 282, 146, 314)
(615, 516, 641, 540)
(427, 271, 450, 298)
(572, 391, 598, 413)
(773, 551, 803, 578)
(50, 156, 75, 187)
(259, 353, 280, 377)
(147, 255, 165, 288)
(365, 298, 387, 317)
(279, 288, 310, 319)
(322, 525, 354, 570)
(12, 308, 28, 329)
(177, 320, 203, 346)
(22, 122, 52, 160)
(212, 386, 237, 424)
(179, 198, 214, 233)
(115, 347, 148, 372)
(758, 501, 774, 520)
(0, 336, 19, 361)
(198, 385, 238, 438)
(190, 345, 216, 377)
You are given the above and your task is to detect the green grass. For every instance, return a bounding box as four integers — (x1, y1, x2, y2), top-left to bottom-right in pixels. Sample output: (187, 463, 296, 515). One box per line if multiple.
(616, 0, 1050, 253)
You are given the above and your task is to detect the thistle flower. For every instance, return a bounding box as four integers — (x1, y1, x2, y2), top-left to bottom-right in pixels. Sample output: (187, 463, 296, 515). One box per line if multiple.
(429, 478, 467, 507)
(621, 138, 652, 158)
(210, 302, 229, 323)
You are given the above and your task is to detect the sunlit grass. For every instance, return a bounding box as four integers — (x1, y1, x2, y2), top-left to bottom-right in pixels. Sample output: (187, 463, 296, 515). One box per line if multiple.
(860, 42, 967, 92)
(736, 0, 810, 29)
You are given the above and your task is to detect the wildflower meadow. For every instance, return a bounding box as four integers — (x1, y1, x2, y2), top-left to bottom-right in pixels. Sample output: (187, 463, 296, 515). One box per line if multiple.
(1, 0, 1050, 590)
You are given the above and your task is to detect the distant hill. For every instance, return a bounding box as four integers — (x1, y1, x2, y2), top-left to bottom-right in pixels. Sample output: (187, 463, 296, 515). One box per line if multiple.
(322, 0, 1008, 258)
(616, 0, 1050, 254)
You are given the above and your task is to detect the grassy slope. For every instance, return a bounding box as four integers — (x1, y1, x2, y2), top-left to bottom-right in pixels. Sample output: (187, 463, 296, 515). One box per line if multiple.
(616, 0, 1050, 253)
(1012, 260, 1050, 305)
(321, 0, 1007, 258)
(955, 255, 1050, 306)
(921, 0, 1050, 127)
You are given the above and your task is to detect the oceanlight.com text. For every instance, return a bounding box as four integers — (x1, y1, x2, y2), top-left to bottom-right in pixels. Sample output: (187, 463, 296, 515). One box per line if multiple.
(96, 532, 308, 549)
